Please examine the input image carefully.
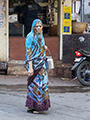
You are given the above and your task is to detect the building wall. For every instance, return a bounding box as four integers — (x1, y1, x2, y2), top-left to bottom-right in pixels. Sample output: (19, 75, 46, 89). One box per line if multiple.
(64, 0, 72, 6)
(0, 0, 9, 61)
(9, 36, 59, 61)
(9, 37, 26, 60)
(63, 34, 90, 63)
(84, 0, 90, 23)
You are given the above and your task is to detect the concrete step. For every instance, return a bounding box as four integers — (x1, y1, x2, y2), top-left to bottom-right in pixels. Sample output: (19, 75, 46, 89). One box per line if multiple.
(7, 60, 72, 78)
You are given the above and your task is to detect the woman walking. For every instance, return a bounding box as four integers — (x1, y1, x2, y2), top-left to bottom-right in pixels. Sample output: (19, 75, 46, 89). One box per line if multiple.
(24, 19, 50, 113)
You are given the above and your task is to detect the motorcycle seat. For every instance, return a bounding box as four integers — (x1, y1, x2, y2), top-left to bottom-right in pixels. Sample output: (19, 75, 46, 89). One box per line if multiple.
(79, 49, 90, 56)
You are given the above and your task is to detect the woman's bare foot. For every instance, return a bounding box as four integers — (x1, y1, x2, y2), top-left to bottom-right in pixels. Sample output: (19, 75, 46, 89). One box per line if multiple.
(33, 111, 41, 114)
(32, 109, 41, 114)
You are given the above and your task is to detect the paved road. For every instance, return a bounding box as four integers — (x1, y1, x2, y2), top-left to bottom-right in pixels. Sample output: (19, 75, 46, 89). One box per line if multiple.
(0, 75, 90, 120)
(0, 89, 90, 120)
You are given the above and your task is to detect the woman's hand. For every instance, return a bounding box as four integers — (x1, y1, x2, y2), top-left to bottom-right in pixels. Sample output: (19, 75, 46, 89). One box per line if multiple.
(45, 45, 48, 51)
(28, 61, 34, 76)
(28, 68, 34, 76)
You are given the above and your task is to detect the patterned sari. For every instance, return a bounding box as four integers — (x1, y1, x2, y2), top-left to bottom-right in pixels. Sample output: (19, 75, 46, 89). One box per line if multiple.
(24, 19, 50, 111)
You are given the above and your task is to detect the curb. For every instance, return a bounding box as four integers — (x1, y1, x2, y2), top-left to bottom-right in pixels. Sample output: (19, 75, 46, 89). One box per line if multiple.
(7, 60, 72, 78)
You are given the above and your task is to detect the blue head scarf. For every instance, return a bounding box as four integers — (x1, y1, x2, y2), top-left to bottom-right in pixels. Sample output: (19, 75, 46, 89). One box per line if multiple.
(31, 19, 43, 31)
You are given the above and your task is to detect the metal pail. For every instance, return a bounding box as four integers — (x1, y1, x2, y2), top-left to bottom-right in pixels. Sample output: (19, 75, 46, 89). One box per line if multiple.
(46, 56, 54, 69)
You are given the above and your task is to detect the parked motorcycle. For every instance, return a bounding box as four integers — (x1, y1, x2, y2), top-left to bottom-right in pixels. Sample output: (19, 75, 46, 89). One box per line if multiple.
(71, 49, 90, 86)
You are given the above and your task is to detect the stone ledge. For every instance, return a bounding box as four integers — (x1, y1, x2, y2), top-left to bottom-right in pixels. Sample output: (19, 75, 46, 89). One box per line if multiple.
(7, 60, 72, 78)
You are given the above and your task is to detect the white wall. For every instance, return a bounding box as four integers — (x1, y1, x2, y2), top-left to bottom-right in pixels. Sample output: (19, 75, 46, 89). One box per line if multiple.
(58, 0, 72, 60)
(64, 0, 72, 6)
(0, 0, 9, 61)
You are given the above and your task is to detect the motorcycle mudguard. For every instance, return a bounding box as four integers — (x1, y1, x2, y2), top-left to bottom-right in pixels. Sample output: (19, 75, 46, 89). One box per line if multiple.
(71, 58, 84, 71)
(71, 62, 80, 70)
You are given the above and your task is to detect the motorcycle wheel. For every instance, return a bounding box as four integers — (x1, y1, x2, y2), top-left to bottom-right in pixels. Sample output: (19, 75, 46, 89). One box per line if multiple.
(77, 61, 90, 86)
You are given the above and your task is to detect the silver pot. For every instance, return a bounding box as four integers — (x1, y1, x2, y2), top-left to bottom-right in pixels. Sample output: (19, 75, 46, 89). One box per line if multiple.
(46, 56, 54, 69)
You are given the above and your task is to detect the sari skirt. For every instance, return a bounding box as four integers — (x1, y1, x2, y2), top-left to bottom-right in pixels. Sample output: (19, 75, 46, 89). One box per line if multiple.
(25, 68, 50, 111)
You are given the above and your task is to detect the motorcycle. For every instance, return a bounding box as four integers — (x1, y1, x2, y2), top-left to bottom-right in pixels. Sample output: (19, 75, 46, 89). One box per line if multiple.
(71, 49, 90, 86)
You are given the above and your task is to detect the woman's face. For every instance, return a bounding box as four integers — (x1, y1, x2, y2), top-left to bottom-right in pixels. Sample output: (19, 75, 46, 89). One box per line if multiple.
(35, 22, 43, 33)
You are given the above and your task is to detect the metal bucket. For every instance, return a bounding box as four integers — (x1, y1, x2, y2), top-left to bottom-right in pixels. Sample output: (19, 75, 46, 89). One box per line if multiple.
(46, 56, 54, 69)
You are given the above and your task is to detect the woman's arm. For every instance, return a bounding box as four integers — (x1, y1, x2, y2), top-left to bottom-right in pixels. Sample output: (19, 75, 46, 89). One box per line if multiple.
(28, 61, 34, 76)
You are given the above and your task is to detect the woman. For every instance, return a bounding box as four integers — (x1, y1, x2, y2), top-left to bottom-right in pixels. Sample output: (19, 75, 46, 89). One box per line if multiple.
(24, 19, 50, 113)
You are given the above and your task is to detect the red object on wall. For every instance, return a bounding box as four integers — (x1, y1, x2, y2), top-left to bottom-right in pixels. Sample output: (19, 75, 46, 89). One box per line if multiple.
(9, 36, 59, 61)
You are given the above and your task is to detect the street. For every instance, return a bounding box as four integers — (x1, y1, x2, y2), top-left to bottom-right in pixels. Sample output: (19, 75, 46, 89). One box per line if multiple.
(0, 75, 90, 120)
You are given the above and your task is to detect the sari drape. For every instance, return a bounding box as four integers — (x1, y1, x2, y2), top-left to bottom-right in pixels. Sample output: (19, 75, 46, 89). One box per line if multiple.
(24, 19, 50, 111)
